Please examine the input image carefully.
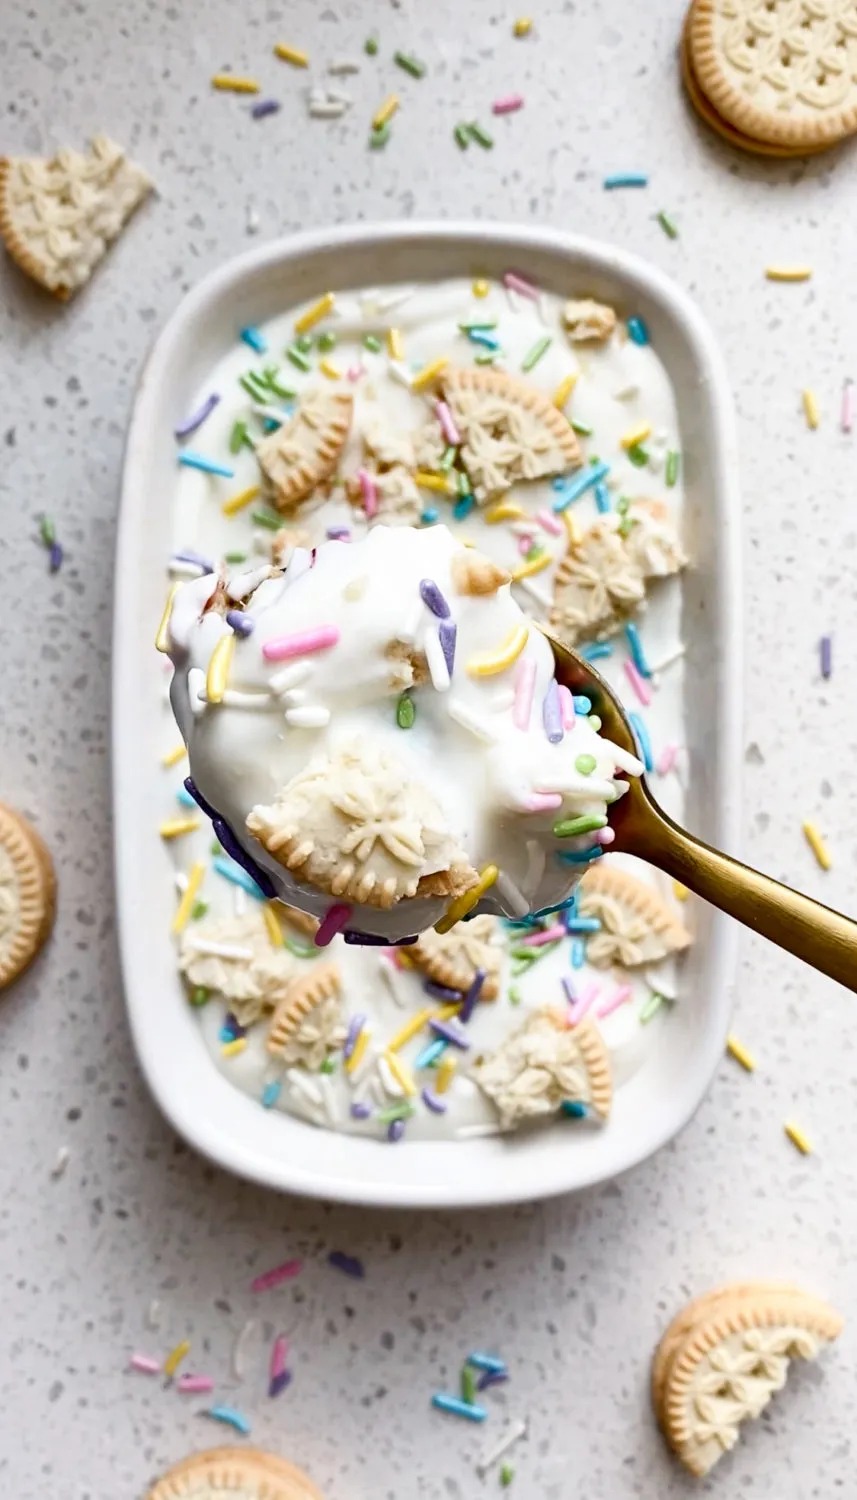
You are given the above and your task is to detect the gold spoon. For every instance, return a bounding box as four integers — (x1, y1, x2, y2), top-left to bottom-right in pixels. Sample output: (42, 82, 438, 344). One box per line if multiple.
(547, 631, 857, 993)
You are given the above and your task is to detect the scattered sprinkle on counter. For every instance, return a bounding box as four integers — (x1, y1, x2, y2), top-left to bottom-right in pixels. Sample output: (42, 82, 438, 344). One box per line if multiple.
(493, 94, 524, 114)
(203, 1404, 252, 1435)
(251, 99, 281, 120)
(273, 43, 308, 66)
(820, 634, 832, 679)
(603, 172, 648, 188)
(129, 1353, 161, 1375)
(159, 817, 201, 840)
(765, 266, 812, 282)
(784, 1120, 813, 1156)
(211, 74, 260, 93)
(328, 1250, 365, 1279)
(802, 388, 820, 429)
(251, 1258, 303, 1292)
(841, 378, 854, 432)
(802, 820, 831, 870)
(394, 50, 426, 78)
(656, 210, 679, 239)
(726, 1034, 756, 1073)
(163, 1339, 191, 1378)
(513, 17, 532, 36)
(373, 94, 399, 130)
(432, 1392, 487, 1422)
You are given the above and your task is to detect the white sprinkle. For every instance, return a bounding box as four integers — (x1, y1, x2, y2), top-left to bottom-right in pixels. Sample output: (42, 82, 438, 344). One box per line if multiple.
(613, 382, 639, 401)
(646, 970, 678, 1001)
(319, 1076, 338, 1126)
(477, 1418, 528, 1475)
(221, 689, 274, 709)
(447, 697, 499, 744)
(387, 359, 414, 388)
(514, 575, 552, 613)
(188, 667, 207, 717)
(174, 871, 189, 894)
(378, 955, 409, 1009)
(509, 520, 538, 537)
(281, 688, 308, 707)
(285, 705, 332, 728)
(233, 886, 247, 917)
(308, 98, 349, 118)
(50, 1145, 70, 1178)
(168, 559, 207, 579)
(495, 870, 529, 917)
(147, 1299, 161, 1330)
(377, 1055, 405, 1099)
(647, 643, 685, 675)
(269, 660, 315, 695)
(232, 1319, 257, 1380)
(375, 287, 416, 314)
(287, 1069, 324, 1106)
(328, 58, 360, 75)
(185, 940, 254, 961)
(246, 203, 260, 236)
(457, 1122, 503, 1139)
(324, 88, 353, 107)
(424, 626, 451, 692)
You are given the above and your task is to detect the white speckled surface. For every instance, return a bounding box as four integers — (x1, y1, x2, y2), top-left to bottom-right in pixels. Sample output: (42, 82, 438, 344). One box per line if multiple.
(2, 1, 856, 1494)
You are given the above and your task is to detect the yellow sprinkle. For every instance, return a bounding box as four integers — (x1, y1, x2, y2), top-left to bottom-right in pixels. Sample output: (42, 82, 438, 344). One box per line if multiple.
(159, 817, 201, 840)
(411, 357, 449, 392)
(510, 552, 552, 583)
(262, 903, 285, 948)
(726, 1034, 756, 1073)
(161, 742, 187, 768)
(319, 359, 342, 380)
(222, 483, 260, 517)
(344, 1028, 370, 1074)
(274, 43, 309, 66)
(163, 1340, 191, 1378)
(435, 1054, 457, 1093)
(435, 864, 499, 934)
(673, 881, 689, 901)
(784, 1120, 813, 1156)
(395, 949, 414, 969)
(765, 266, 812, 282)
(155, 583, 179, 653)
(294, 291, 335, 334)
(414, 470, 456, 494)
(561, 509, 581, 548)
(472, 279, 491, 298)
(466, 625, 529, 677)
(387, 1007, 434, 1053)
(484, 502, 525, 523)
(552, 373, 578, 409)
(513, 16, 533, 36)
(434, 1002, 462, 1022)
(206, 632, 235, 706)
(383, 1050, 417, 1097)
(386, 326, 404, 360)
(212, 74, 260, 93)
(620, 422, 652, 450)
(373, 94, 399, 130)
(222, 1037, 249, 1059)
(171, 861, 206, 935)
(802, 819, 831, 870)
(802, 388, 819, 429)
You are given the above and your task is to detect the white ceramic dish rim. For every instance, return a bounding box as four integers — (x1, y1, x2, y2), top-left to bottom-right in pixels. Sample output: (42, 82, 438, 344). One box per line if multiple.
(113, 220, 742, 1208)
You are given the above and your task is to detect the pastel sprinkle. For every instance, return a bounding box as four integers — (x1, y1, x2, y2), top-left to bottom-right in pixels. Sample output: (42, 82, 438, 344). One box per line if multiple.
(620, 422, 652, 450)
(262, 625, 339, 662)
(204, 1405, 252, 1435)
(657, 743, 679, 776)
(467, 121, 494, 150)
(270, 1334, 288, 1380)
(628, 711, 654, 771)
(841, 379, 854, 433)
(553, 813, 607, 838)
(519, 925, 564, 948)
(415, 470, 455, 494)
(639, 990, 666, 1024)
(420, 578, 450, 618)
(269, 1369, 292, 1398)
(666, 449, 680, 486)
(552, 461, 610, 511)
(521, 335, 551, 372)
(221, 1037, 248, 1058)
(178, 451, 235, 478)
(422, 1087, 446, 1113)
(467, 625, 529, 677)
(364, 34, 379, 55)
(175, 393, 220, 439)
(726, 1034, 756, 1072)
(438, 619, 458, 675)
(542, 678, 563, 744)
(344, 1028, 370, 1074)
(472, 279, 491, 297)
(596, 984, 632, 1019)
(493, 93, 524, 114)
(459, 967, 486, 1024)
(212, 74, 259, 93)
(159, 817, 201, 840)
(802, 820, 831, 870)
(624, 659, 652, 706)
(172, 862, 206, 934)
(766, 266, 812, 282)
(240, 326, 267, 353)
(558, 845, 603, 865)
(454, 123, 471, 149)
(396, 694, 416, 728)
(603, 172, 648, 188)
(435, 399, 461, 445)
(803, 389, 820, 429)
(251, 98, 281, 119)
(294, 292, 335, 334)
(820, 635, 832, 678)
(394, 50, 426, 78)
(358, 467, 378, 518)
(286, 345, 311, 372)
(251, 1259, 303, 1293)
(513, 17, 532, 35)
(205, 632, 235, 706)
(552, 372, 578, 409)
(512, 659, 536, 731)
(432, 1394, 487, 1422)
(129, 1354, 161, 1374)
(561, 1100, 587, 1118)
(574, 753, 597, 775)
(163, 1340, 191, 1378)
(501, 1463, 515, 1486)
(784, 1120, 813, 1155)
(387, 1008, 433, 1053)
(656, 210, 679, 239)
(373, 94, 399, 130)
(222, 484, 260, 517)
(314, 903, 353, 947)
(503, 270, 539, 300)
(262, 1080, 282, 1108)
(177, 1375, 215, 1394)
(274, 43, 309, 66)
(571, 938, 585, 968)
(435, 1053, 457, 1093)
(627, 316, 650, 345)
(328, 1250, 365, 1278)
(435, 864, 498, 934)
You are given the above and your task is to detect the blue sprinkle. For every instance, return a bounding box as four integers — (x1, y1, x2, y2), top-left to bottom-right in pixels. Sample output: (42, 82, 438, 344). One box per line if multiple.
(240, 326, 268, 353)
(467, 329, 499, 349)
(467, 1353, 507, 1373)
(561, 1099, 588, 1117)
(628, 711, 654, 771)
(178, 451, 235, 478)
(558, 846, 604, 865)
(431, 1393, 487, 1422)
(421, 507, 439, 525)
(594, 480, 611, 514)
(625, 622, 651, 677)
(603, 172, 648, 189)
(261, 1080, 282, 1109)
(564, 916, 601, 934)
(212, 855, 267, 898)
(176, 785, 197, 808)
(529, 893, 580, 921)
(262, 418, 280, 432)
(552, 461, 610, 512)
(204, 1405, 251, 1435)
(573, 695, 592, 715)
(415, 1038, 447, 1069)
(453, 494, 475, 520)
(571, 939, 586, 968)
(580, 642, 613, 662)
(627, 316, 650, 346)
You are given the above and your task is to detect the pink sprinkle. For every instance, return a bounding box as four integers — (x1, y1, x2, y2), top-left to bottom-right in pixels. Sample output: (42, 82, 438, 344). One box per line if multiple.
(358, 467, 378, 519)
(517, 534, 534, 556)
(522, 792, 563, 813)
(176, 1374, 215, 1393)
(842, 378, 854, 434)
(624, 660, 652, 706)
(595, 826, 615, 846)
(512, 658, 536, 730)
(520, 923, 565, 947)
(347, 364, 365, 382)
(436, 399, 461, 446)
(383, 948, 404, 969)
(568, 982, 599, 1025)
(493, 93, 524, 114)
(314, 902, 353, 947)
(536, 509, 563, 537)
(558, 684, 576, 730)
(503, 270, 540, 300)
(129, 1354, 161, 1375)
(262, 625, 340, 663)
(657, 743, 678, 776)
(270, 1334, 288, 1381)
(251, 1258, 304, 1293)
(596, 984, 633, 1020)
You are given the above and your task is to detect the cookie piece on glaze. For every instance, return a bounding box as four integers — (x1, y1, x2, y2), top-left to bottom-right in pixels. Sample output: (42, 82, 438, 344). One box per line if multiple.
(147, 1445, 324, 1500)
(256, 389, 353, 513)
(178, 912, 297, 1025)
(0, 135, 151, 299)
(0, 802, 56, 991)
(549, 504, 685, 644)
(562, 297, 617, 343)
(267, 960, 343, 1066)
(441, 366, 581, 501)
(408, 913, 502, 1001)
(450, 549, 511, 597)
(578, 865, 690, 969)
(471, 1009, 612, 1127)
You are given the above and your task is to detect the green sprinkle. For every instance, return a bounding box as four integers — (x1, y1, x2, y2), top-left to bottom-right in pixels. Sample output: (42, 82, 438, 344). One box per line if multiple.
(284, 936, 317, 959)
(210, 840, 222, 856)
(260, 369, 297, 400)
(396, 694, 416, 729)
(474, 351, 499, 364)
(575, 754, 597, 775)
(377, 1101, 416, 1124)
(439, 445, 457, 471)
(363, 333, 382, 352)
(454, 123, 470, 150)
(461, 1366, 477, 1405)
(508, 985, 522, 1007)
(286, 345, 312, 372)
(640, 990, 667, 1024)
(224, 550, 248, 564)
(319, 1056, 337, 1074)
(616, 496, 630, 515)
(657, 210, 679, 240)
(317, 330, 337, 352)
(666, 448, 680, 487)
(39, 515, 56, 546)
(467, 121, 494, 149)
(364, 34, 379, 55)
(618, 516, 634, 538)
(191, 900, 209, 921)
(627, 443, 649, 467)
(394, 50, 426, 78)
(456, 468, 472, 497)
(553, 813, 608, 838)
(570, 420, 593, 436)
(588, 714, 602, 731)
(238, 373, 269, 401)
(521, 335, 552, 373)
(459, 319, 497, 332)
(511, 959, 535, 977)
(370, 121, 391, 149)
(252, 509, 282, 530)
(500, 1464, 515, 1488)
(229, 419, 251, 453)
(190, 986, 210, 1007)
(294, 334, 314, 354)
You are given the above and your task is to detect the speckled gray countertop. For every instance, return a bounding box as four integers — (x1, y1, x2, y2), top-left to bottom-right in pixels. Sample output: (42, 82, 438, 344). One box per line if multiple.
(2, 1, 856, 1495)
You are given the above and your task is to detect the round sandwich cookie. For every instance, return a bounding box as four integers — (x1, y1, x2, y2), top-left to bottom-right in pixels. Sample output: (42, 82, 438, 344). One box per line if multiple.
(688, 0, 857, 151)
(148, 1446, 324, 1500)
(0, 801, 56, 992)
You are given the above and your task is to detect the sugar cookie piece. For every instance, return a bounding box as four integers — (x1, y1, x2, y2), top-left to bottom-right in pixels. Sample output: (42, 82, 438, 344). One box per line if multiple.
(562, 297, 617, 343)
(550, 503, 685, 644)
(178, 912, 296, 1025)
(408, 913, 502, 1000)
(147, 1445, 324, 1500)
(471, 1009, 612, 1127)
(267, 960, 343, 1065)
(441, 366, 581, 500)
(0, 135, 151, 299)
(256, 388, 353, 512)
(0, 802, 55, 991)
(579, 865, 690, 969)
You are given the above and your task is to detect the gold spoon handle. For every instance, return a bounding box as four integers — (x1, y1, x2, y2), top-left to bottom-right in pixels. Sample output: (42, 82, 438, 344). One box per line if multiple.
(632, 804, 857, 993)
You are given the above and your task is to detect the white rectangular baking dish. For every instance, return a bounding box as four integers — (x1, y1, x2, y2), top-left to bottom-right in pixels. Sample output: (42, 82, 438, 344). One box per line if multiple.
(113, 221, 742, 1208)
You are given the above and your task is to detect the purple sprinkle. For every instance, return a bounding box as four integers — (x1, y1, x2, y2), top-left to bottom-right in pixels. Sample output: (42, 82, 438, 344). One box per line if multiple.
(423, 979, 465, 1002)
(821, 634, 832, 679)
(226, 609, 254, 636)
(174, 392, 220, 440)
(350, 1101, 372, 1119)
(422, 1087, 447, 1114)
(328, 1250, 365, 1279)
(419, 578, 451, 619)
(327, 526, 351, 541)
(387, 1118, 406, 1142)
(172, 549, 215, 574)
(343, 1013, 366, 1060)
(222, 1012, 247, 1040)
(48, 540, 63, 573)
(459, 967, 486, 1024)
(344, 931, 418, 946)
(268, 1369, 292, 1397)
(428, 1017, 471, 1050)
(542, 678, 563, 744)
(438, 619, 457, 675)
(477, 1369, 509, 1392)
(561, 975, 577, 1004)
(252, 98, 282, 120)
